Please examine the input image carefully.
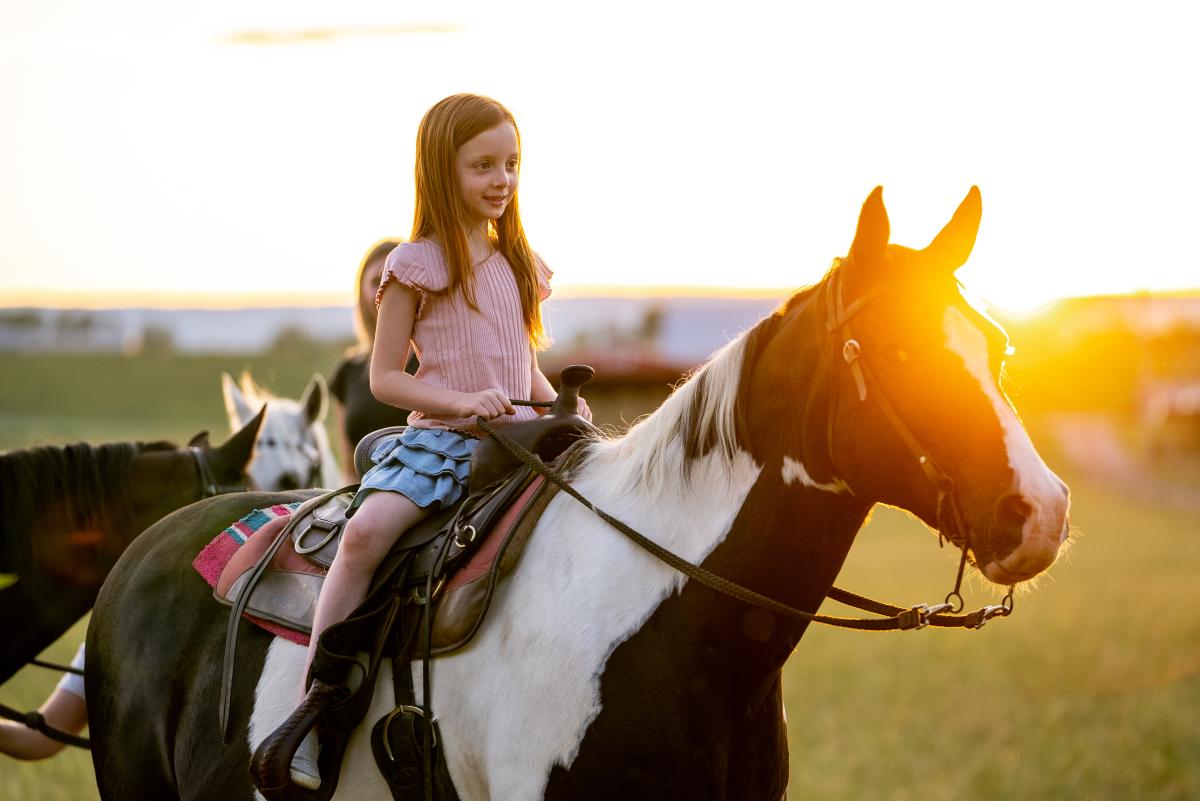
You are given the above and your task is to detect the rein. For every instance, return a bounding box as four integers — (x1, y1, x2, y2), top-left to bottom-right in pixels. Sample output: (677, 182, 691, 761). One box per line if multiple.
(475, 417, 1012, 632)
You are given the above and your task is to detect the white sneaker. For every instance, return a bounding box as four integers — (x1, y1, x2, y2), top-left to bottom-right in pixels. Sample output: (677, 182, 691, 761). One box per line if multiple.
(289, 730, 321, 790)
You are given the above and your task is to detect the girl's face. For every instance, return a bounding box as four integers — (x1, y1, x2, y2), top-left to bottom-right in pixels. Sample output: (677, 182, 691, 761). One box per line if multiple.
(455, 121, 519, 229)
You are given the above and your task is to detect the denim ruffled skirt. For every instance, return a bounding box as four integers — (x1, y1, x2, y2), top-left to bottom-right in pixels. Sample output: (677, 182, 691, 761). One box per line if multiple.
(351, 428, 478, 511)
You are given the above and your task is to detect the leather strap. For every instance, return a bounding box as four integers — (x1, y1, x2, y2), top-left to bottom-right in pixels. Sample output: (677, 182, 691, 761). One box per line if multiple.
(0, 702, 91, 749)
(219, 486, 358, 741)
(474, 420, 1009, 632)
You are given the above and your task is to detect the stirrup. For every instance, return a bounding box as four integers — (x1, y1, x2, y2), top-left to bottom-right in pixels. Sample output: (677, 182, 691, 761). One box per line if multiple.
(250, 680, 344, 801)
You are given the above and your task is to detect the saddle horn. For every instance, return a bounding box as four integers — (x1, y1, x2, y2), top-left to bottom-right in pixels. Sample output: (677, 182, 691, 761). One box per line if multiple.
(468, 365, 598, 492)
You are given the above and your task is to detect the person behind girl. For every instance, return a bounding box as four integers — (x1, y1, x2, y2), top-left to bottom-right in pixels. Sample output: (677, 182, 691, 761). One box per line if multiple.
(329, 238, 420, 483)
(283, 93, 590, 789)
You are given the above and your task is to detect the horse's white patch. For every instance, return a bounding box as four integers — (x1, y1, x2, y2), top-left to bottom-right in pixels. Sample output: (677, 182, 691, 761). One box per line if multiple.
(781, 456, 850, 494)
(428, 444, 762, 800)
(942, 307, 1067, 548)
(249, 639, 396, 801)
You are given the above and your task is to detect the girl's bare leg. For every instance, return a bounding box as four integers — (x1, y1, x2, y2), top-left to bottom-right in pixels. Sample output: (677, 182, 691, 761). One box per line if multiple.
(301, 490, 428, 693)
(289, 490, 427, 788)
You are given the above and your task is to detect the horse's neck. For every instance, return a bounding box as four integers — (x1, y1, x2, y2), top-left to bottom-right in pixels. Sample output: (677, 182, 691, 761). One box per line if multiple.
(568, 293, 871, 681)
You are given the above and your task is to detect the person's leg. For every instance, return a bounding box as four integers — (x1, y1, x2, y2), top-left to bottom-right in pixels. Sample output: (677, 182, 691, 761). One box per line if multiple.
(290, 490, 427, 789)
(300, 490, 427, 690)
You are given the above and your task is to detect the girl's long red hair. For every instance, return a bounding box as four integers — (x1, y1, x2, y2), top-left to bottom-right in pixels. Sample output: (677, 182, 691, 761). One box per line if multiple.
(412, 93, 546, 348)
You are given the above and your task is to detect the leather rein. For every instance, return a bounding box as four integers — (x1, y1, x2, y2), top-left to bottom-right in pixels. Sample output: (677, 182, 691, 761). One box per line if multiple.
(478, 274, 1014, 633)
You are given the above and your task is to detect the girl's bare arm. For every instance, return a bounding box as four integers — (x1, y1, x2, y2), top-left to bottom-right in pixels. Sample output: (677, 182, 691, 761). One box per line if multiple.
(370, 283, 513, 420)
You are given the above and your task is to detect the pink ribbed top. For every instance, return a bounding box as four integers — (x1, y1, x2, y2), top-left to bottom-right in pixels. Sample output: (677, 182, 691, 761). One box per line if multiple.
(376, 239, 552, 431)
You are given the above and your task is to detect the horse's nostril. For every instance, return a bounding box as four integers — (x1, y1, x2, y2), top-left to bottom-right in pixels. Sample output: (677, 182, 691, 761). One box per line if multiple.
(996, 493, 1033, 531)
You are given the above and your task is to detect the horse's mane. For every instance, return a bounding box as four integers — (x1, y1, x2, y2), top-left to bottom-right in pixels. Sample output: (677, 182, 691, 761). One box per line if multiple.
(0, 441, 175, 571)
(584, 285, 821, 496)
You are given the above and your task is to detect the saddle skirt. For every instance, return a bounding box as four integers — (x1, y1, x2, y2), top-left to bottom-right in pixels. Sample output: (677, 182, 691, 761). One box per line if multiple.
(200, 469, 556, 655)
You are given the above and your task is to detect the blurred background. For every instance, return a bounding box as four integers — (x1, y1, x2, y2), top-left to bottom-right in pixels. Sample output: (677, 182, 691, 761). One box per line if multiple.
(2, 1, 1197, 799)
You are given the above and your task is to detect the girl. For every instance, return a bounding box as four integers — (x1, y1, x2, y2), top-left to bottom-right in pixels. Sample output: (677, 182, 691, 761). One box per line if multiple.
(288, 93, 590, 789)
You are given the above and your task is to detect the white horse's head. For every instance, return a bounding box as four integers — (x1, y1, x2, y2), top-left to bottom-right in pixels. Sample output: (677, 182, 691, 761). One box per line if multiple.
(221, 372, 339, 491)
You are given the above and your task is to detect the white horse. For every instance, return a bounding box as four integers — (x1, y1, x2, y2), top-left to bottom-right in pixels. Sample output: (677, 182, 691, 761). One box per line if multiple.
(221, 372, 340, 492)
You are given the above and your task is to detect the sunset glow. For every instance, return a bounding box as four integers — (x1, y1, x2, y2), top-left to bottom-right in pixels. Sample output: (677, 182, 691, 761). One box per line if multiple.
(1, 2, 1196, 315)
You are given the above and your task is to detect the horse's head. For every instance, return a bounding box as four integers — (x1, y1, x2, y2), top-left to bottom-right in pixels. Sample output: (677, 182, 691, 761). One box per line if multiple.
(221, 371, 335, 491)
(752, 187, 1069, 587)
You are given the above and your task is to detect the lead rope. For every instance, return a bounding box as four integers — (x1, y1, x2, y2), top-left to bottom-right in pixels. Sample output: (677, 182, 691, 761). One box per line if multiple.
(474, 417, 1009, 631)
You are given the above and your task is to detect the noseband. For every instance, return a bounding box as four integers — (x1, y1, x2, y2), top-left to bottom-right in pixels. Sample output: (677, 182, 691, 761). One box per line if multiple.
(823, 264, 1011, 614)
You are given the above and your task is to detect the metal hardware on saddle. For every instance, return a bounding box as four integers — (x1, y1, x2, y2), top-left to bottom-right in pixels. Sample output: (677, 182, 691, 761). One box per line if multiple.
(370, 702, 459, 801)
(468, 364, 599, 492)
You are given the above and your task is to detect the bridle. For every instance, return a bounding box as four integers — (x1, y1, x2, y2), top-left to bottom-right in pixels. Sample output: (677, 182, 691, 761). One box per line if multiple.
(823, 263, 1012, 615)
(480, 273, 1018, 632)
(189, 445, 251, 498)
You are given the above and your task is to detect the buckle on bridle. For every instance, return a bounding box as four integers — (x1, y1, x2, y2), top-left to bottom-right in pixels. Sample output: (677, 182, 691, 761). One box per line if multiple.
(966, 591, 1015, 629)
(897, 602, 952, 631)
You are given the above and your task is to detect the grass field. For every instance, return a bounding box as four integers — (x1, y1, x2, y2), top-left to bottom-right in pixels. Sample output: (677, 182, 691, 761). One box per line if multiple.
(2, 352, 1197, 799)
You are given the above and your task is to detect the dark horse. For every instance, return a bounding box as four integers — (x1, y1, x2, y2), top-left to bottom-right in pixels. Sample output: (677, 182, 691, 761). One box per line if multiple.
(89, 187, 1070, 800)
(0, 408, 264, 683)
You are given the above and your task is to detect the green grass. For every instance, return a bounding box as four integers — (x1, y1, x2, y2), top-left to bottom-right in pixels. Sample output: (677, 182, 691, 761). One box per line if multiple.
(2, 352, 1197, 799)
(784, 480, 1200, 801)
(2, 620, 98, 801)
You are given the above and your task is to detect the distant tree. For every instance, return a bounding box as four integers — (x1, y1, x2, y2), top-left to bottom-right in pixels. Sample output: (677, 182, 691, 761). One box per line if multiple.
(0, 310, 43, 330)
(268, 324, 321, 357)
(636, 305, 664, 345)
(139, 325, 177, 357)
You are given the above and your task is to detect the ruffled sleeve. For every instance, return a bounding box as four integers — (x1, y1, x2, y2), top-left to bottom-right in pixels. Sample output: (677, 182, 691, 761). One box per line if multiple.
(534, 252, 553, 302)
(378, 244, 438, 319)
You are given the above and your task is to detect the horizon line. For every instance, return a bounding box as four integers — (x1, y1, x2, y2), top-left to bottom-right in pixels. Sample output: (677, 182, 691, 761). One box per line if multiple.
(3, 285, 1198, 312)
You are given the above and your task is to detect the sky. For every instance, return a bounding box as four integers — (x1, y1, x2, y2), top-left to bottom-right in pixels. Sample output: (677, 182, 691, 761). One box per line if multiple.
(0, 0, 1196, 315)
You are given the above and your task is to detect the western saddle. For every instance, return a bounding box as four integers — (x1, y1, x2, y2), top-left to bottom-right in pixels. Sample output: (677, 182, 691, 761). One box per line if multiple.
(223, 366, 598, 801)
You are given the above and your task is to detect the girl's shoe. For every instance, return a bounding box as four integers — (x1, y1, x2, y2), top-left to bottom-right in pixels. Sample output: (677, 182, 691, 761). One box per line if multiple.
(290, 730, 321, 790)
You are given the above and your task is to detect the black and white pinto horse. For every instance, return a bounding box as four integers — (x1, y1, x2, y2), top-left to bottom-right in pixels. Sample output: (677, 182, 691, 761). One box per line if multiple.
(88, 187, 1070, 800)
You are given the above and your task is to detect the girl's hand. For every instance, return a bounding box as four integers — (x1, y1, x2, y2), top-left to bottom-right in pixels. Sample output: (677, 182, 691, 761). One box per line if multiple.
(455, 389, 515, 420)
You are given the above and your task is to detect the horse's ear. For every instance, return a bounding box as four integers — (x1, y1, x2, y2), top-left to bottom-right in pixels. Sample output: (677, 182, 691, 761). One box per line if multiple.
(920, 186, 982, 273)
(240, 371, 264, 401)
(213, 404, 266, 472)
(188, 431, 211, 448)
(848, 186, 890, 266)
(221, 372, 255, 425)
(301, 373, 329, 425)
